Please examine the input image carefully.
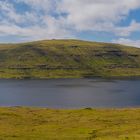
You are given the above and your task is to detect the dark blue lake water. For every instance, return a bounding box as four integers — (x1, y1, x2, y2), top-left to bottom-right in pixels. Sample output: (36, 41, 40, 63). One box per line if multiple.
(0, 79, 140, 108)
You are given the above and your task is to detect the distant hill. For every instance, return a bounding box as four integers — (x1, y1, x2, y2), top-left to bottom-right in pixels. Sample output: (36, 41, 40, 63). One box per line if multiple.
(0, 39, 140, 79)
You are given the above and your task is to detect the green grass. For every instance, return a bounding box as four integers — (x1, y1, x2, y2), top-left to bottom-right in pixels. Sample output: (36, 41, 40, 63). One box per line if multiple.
(0, 39, 140, 79)
(0, 107, 140, 140)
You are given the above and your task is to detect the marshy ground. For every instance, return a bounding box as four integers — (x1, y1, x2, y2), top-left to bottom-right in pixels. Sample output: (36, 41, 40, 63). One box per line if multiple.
(0, 107, 140, 140)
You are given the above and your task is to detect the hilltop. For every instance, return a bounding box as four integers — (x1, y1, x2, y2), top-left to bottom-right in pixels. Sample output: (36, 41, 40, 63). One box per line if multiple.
(0, 39, 140, 79)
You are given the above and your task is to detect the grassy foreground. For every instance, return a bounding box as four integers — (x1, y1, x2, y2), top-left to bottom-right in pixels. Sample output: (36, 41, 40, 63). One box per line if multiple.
(0, 39, 140, 79)
(0, 107, 140, 140)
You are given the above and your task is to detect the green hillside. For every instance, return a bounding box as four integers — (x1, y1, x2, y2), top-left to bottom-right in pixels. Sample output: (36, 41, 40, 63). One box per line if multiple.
(0, 39, 140, 79)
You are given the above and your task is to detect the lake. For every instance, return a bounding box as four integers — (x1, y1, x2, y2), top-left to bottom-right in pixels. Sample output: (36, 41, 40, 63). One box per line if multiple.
(0, 79, 140, 108)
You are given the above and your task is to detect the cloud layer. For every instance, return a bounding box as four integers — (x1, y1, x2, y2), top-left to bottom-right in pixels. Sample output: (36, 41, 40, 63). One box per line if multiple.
(113, 38, 140, 47)
(0, 0, 140, 47)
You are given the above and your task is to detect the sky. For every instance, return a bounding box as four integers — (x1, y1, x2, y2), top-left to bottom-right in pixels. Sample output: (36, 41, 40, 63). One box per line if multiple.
(0, 0, 140, 47)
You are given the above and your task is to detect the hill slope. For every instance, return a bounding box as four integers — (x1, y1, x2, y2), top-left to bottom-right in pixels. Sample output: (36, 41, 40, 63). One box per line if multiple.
(0, 39, 140, 79)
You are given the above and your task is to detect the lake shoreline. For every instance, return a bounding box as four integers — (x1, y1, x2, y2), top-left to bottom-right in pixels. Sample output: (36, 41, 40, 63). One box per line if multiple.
(0, 75, 140, 80)
(1, 106, 140, 110)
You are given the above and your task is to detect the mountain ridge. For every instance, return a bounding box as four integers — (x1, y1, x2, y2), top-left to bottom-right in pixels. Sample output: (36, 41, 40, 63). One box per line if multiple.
(0, 39, 140, 79)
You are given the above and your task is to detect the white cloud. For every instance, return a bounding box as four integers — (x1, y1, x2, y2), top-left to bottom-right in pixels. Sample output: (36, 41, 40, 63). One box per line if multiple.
(112, 20, 140, 37)
(0, 1, 39, 24)
(0, 1, 21, 23)
(113, 38, 140, 48)
(0, 0, 73, 41)
(58, 0, 140, 32)
(0, 22, 72, 41)
(16, 0, 57, 13)
(0, 0, 140, 42)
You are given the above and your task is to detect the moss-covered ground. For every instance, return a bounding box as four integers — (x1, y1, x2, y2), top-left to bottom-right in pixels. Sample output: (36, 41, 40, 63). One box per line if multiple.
(0, 107, 140, 140)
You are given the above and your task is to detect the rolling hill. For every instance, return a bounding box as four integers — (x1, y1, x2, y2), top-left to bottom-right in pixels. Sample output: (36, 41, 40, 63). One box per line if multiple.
(0, 39, 140, 79)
